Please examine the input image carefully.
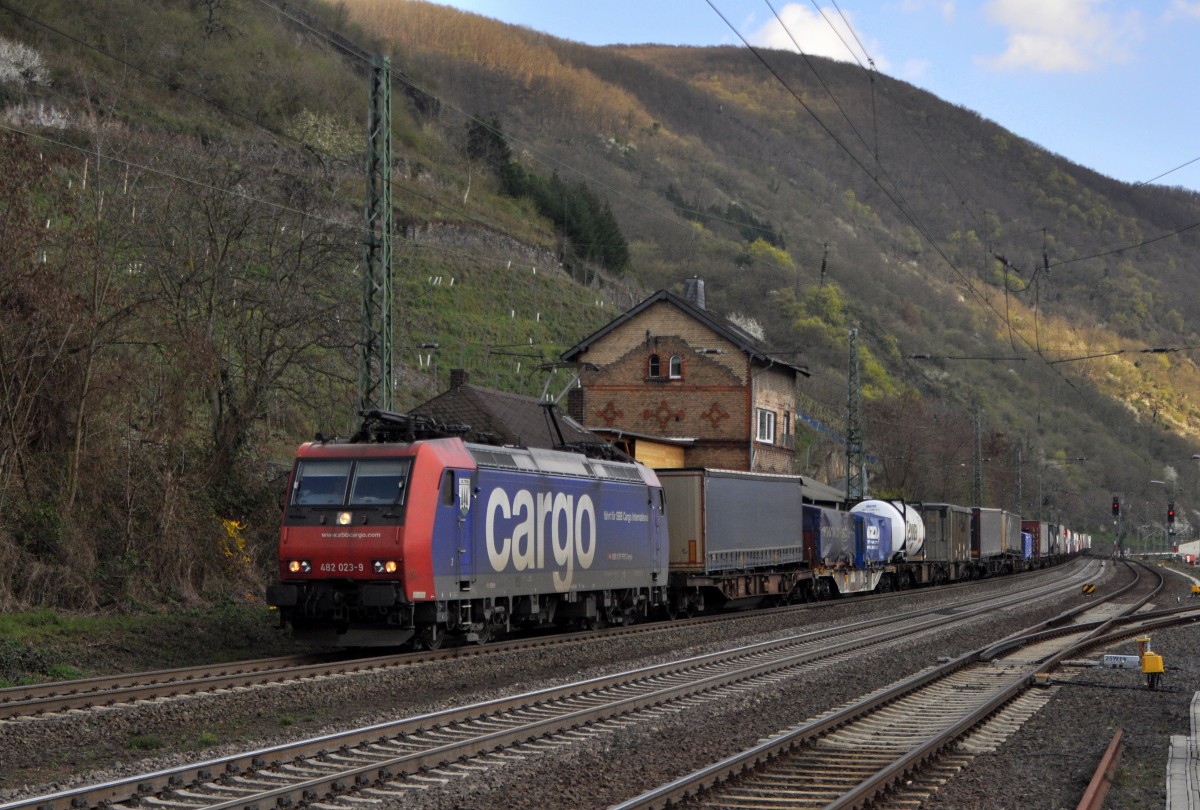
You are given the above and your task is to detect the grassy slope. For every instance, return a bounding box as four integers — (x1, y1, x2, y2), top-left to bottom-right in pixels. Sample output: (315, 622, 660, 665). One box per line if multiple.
(0, 606, 318, 686)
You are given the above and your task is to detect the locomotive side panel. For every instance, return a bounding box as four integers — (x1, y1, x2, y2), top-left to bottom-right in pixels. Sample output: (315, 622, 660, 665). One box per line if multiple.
(464, 466, 664, 597)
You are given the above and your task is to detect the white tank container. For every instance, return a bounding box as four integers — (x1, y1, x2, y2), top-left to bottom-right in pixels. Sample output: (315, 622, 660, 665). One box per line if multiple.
(850, 499, 925, 559)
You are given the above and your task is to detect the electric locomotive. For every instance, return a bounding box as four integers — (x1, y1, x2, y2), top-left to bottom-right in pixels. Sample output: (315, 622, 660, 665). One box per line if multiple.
(267, 411, 668, 647)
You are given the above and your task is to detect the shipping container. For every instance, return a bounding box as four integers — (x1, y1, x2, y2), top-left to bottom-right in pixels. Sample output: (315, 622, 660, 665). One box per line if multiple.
(806, 504, 856, 565)
(850, 499, 925, 559)
(854, 511, 893, 566)
(1021, 520, 1052, 559)
(972, 507, 1021, 559)
(916, 503, 972, 563)
(658, 468, 804, 574)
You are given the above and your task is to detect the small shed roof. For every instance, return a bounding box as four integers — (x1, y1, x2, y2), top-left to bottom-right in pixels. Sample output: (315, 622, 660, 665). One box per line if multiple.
(409, 380, 605, 452)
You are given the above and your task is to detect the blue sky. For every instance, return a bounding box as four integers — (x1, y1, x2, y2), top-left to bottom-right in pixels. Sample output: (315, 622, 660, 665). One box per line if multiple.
(426, 1, 1200, 192)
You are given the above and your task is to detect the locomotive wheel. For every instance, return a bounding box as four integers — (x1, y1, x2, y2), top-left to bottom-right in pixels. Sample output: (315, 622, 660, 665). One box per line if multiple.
(418, 624, 445, 651)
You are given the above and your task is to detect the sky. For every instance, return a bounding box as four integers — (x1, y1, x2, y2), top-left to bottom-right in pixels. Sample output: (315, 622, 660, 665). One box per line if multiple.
(425, 0, 1200, 192)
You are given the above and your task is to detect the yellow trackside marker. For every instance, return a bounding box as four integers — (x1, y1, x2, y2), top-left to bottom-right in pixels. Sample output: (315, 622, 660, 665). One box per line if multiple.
(1082, 583, 1096, 594)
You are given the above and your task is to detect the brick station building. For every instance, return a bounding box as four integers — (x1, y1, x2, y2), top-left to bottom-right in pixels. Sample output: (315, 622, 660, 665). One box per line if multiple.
(561, 282, 808, 474)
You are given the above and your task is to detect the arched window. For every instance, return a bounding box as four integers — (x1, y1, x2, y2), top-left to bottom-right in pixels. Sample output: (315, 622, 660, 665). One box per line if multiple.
(648, 354, 661, 377)
(669, 355, 683, 379)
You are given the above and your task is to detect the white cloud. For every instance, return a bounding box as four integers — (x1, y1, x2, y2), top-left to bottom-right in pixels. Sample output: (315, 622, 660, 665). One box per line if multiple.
(1165, 0, 1200, 19)
(900, 0, 957, 20)
(748, 4, 890, 70)
(978, 0, 1141, 72)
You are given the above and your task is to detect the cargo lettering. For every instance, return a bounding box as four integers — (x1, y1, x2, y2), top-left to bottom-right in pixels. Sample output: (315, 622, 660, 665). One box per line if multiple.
(485, 488, 597, 591)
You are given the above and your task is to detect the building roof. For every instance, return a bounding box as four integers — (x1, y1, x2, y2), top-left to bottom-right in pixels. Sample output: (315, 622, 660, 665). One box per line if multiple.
(560, 288, 809, 377)
(408, 380, 608, 453)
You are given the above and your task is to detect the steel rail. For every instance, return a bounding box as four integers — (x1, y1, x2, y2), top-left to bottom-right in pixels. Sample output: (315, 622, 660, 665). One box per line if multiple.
(608, 559, 1158, 810)
(0, 559, 1096, 720)
(0, 560, 1104, 810)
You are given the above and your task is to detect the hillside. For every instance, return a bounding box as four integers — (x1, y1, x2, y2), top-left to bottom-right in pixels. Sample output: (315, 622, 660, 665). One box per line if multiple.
(0, 0, 1196, 610)
(347, 0, 1200, 521)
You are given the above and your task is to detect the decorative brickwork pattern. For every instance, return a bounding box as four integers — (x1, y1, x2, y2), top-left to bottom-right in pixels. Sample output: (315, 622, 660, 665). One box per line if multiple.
(563, 290, 805, 473)
(595, 400, 624, 427)
(643, 399, 686, 430)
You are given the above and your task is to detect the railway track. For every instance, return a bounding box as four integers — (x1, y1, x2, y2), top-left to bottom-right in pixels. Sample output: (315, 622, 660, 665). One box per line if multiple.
(613, 560, 1200, 810)
(0, 560, 1108, 810)
(0, 563, 1081, 721)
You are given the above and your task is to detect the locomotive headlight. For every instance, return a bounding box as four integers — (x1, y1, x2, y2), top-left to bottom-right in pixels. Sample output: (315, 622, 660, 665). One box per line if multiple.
(385, 560, 398, 574)
(337, 511, 352, 526)
(372, 560, 399, 574)
(287, 560, 312, 574)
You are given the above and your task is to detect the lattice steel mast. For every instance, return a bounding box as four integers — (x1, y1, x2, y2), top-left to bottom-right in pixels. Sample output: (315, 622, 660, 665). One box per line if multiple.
(359, 54, 394, 414)
(846, 327, 865, 503)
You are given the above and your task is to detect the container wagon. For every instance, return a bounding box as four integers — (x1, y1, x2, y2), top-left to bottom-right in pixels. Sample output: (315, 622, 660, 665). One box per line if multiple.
(972, 507, 1022, 574)
(912, 503, 973, 583)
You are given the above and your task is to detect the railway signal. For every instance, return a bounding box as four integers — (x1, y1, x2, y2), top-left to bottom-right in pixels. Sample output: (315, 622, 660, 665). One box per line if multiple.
(1112, 495, 1120, 516)
(1168, 503, 1175, 524)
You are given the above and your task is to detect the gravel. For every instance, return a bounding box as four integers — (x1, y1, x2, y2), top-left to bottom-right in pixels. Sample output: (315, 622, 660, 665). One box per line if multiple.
(3, 559, 1194, 810)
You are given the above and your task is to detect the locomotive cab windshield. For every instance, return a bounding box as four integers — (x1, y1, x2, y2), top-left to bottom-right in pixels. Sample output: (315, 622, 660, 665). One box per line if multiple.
(292, 458, 414, 509)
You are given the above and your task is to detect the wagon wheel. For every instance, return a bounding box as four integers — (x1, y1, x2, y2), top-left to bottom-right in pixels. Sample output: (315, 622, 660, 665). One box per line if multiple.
(417, 624, 445, 651)
(472, 622, 493, 645)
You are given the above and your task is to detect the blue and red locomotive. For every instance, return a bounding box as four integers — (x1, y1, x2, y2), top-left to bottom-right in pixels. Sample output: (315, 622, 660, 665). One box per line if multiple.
(267, 412, 668, 647)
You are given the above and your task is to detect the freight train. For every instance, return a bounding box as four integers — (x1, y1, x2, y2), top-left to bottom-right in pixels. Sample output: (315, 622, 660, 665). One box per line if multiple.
(266, 411, 1090, 647)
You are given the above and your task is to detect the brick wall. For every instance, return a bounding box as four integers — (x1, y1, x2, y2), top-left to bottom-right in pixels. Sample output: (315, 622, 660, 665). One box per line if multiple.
(574, 298, 801, 473)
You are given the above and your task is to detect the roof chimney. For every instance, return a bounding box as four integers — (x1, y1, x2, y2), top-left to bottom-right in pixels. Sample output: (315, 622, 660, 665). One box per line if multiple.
(683, 276, 706, 309)
(450, 368, 470, 388)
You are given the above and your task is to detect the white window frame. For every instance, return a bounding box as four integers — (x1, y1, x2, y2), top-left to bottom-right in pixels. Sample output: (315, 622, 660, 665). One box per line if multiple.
(756, 408, 776, 444)
(668, 354, 683, 379)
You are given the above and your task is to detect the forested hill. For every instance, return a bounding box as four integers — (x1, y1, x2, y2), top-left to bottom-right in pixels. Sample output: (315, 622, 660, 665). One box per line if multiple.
(0, 0, 1197, 610)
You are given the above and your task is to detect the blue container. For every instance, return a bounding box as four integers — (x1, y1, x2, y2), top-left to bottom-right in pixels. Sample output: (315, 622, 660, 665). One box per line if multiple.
(806, 505, 856, 565)
(855, 512, 893, 565)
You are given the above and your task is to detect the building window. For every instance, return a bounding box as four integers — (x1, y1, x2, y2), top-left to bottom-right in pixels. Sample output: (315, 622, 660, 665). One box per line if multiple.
(756, 408, 776, 444)
(648, 354, 661, 377)
(669, 354, 683, 379)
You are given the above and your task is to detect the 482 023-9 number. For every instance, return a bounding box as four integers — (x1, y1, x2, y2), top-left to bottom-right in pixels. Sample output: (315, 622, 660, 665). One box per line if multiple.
(319, 562, 365, 573)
